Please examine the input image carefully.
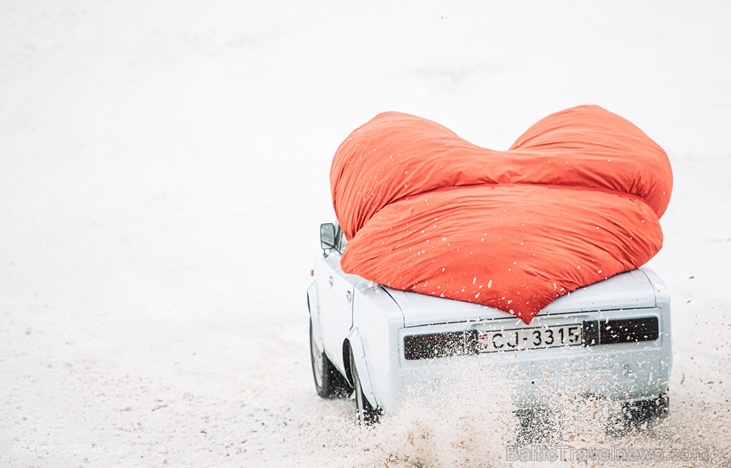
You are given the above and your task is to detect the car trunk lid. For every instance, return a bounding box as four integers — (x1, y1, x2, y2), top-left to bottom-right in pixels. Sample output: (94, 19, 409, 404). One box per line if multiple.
(390, 269, 657, 328)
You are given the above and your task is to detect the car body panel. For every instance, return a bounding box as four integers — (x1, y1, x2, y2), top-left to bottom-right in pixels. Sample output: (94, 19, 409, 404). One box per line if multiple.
(312, 252, 360, 374)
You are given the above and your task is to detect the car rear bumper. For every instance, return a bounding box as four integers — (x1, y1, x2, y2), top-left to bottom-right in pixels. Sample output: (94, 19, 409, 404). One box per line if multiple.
(398, 346, 669, 409)
(367, 308, 671, 412)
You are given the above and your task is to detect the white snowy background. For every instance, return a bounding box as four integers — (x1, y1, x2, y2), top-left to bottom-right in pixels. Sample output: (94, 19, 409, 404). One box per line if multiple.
(1, 1, 730, 466)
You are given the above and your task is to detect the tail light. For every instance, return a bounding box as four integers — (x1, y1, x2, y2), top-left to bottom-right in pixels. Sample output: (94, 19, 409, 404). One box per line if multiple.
(583, 316, 659, 346)
(404, 331, 478, 360)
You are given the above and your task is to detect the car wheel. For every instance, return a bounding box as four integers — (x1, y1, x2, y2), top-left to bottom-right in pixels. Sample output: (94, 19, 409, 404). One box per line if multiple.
(310, 319, 352, 399)
(607, 393, 669, 435)
(623, 393, 670, 424)
(349, 347, 381, 425)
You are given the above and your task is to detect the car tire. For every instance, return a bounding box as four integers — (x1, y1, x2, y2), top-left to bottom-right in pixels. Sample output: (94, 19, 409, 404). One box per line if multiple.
(607, 393, 669, 435)
(349, 347, 381, 425)
(310, 319, 352, 399)
(623, 393, 670, 424)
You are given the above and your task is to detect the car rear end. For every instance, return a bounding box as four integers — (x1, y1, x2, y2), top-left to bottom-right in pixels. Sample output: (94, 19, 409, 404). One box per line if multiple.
(368, 268, 671, 418)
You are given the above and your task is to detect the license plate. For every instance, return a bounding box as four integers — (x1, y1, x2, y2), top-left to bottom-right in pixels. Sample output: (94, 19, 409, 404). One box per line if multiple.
(477, 324, 582, 353)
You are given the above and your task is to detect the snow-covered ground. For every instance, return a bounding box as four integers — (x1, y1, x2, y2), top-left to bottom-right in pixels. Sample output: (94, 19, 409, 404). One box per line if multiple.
(1, 1, 730, 466)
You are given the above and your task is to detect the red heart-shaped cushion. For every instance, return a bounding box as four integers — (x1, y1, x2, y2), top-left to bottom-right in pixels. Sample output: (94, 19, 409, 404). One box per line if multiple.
(331, 105, 672, 324)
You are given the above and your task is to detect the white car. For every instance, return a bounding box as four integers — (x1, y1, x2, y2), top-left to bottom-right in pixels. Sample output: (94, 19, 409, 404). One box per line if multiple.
(307, 223, 671, 426)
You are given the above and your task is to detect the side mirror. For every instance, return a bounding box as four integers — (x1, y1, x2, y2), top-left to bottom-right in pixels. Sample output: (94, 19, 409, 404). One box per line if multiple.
(320, 223, 337, 252)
